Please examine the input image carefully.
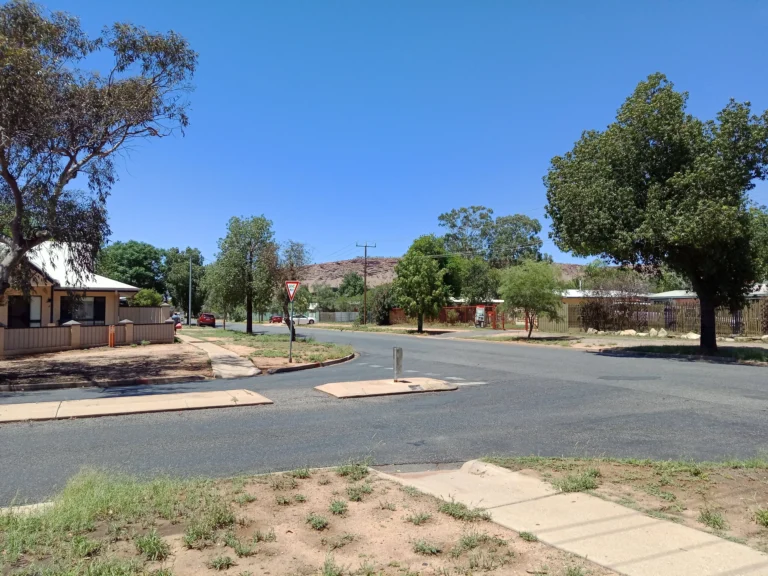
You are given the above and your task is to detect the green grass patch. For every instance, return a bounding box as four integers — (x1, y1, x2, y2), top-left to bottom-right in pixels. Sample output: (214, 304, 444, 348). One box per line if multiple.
(253, 527, 276, 543)
(306, 513, 330, 531)
(135, 529, 169, 561)
(405, 512, 432, 525)
(346, 482, 373, 502)
(698, 508, 728, 530)
(755, 508, 768, 527)
(290, 467, 311, 479)
(552, 468, 601, 492)
(400, 485, 421, 497)
(208, 555, 236, 571)
(329, 500, 348, 515)
(485, 455, 768, 474)
(336, 460, 370, 482)
(413, 539, 441, 555)
(438, 499, 491, 522)
(519, 531, 538, 542)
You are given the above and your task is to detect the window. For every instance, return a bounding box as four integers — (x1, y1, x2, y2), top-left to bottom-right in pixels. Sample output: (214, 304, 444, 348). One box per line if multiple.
(7, 296, 42, 328)
(60, 296, 106, 325)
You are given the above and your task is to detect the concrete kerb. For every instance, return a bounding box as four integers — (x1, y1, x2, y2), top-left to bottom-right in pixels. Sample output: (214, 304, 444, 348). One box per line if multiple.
(0, 375, 208, 392)
(264, 352, 357, 375)
(590, 348, 768, 367)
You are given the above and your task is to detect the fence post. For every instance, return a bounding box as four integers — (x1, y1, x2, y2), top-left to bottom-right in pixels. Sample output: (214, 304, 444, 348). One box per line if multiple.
(63, 320, 81, 349)
(0, 325, 4, 359)
(119, 319, 134, 344)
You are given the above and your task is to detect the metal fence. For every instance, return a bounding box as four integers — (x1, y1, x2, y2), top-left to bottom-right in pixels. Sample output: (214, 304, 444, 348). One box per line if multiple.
(4, 326, 71, 355)
(536, 301, 768, 336)
(81, 325, 110, 348)
(319, 311, 359, 323)
(134, 323, 175, 344)
(119, 306, 171, 324)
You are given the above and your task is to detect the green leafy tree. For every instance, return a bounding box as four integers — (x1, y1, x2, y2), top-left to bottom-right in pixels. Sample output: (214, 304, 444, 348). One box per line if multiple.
(393, 245, 450, 333)
(545, 73, 768, 353)
(271, 241, 310, 341)
(130, 288, 162, 307)
(215, 216, 275, 333)
(370, 283, 394, 325)
(312, 284, 338, 312)
(461, 258, 500, 304)
(165, 247, 206, 320)
(488, 215, 545, 268)
(0, 1, 196, 294)
(499, 261, 565, 339)
(751, 207, 768, 283)
(409, 234, 463, 297)
(338, 272, 364, 297)
(202, 260, 241, 327)
(438, 206, 495, 256)
(96, 241, 166, 293)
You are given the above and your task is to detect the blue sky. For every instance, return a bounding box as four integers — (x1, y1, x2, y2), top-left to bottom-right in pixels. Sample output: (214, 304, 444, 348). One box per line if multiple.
(45, 0, 768, 264)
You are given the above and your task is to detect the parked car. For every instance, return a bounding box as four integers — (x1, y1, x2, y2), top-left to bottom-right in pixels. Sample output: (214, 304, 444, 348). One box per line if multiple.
(285, 314, 315, 325)
(197, 313, 216, 327)
(270, 315, 283, 324)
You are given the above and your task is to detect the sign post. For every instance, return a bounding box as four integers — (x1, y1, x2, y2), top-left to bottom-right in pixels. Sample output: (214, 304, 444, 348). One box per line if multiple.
(285, 281, 300, 363)
(393, 347, 403, 382)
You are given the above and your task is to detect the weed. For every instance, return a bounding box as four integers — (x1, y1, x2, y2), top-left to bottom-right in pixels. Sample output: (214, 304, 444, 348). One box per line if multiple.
(275, 495, 291, 506)
(322, 532, 357, 550)
(268, 474, 298, 491)
(183, 522, 214, 549)
(237, 573, 254, 576)
(645, 484, 677, 502)
(294, 494, 307, 503)
(347, 482, 374, 502)
(318, 477, 331, 486)
(565, 567, 587, 576)
(290, 467, 311, 479)
(140, 340, 151, 346)
(135, 529, 170, 561)
(234, 493, 256, 506)
(438, 499, 491, 522)
(336, 460, 370, 482)
(450, 530, 506, 557)
(329, 500, 348, 515)
(321, 554, 344, 576)
(413, 539, 441, 555)
(401, 485, 421, 497)
(552, 469, 600, 492)
(756, 508, 768, 527)
(698, 508, 728, 530)
(71, 534, 101, 558)
(519, 531, 538, 542)
(405, 512, 431, 526)
(468, 550, 507, 571)
(209, 555, 236, 571)
(357, 560, 379, 575)
(307, 513, 330, 530)
(223, 531, 255, 557)
(379, 501, 397, 511)
(253, 527, 276, 542)
(151, 569, 174, 576)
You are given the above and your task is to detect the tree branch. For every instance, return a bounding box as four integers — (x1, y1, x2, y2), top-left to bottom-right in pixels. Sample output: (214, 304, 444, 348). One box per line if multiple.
(0, 146, 26, 246)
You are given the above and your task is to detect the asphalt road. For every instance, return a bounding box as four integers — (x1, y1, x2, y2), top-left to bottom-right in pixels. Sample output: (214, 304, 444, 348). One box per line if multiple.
(2, 324, 768, 503)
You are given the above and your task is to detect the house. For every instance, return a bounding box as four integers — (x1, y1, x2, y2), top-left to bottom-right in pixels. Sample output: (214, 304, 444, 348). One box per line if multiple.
(647, 285, 768, 305)
(0, 242, 140, 328)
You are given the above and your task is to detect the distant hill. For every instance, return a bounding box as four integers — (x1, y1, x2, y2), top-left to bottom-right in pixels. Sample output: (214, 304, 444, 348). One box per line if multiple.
(303, 258, 587, 289)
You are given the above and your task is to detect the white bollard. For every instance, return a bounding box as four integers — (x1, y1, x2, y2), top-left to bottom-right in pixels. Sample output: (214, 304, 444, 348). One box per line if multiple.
(393, 347, 403, 382)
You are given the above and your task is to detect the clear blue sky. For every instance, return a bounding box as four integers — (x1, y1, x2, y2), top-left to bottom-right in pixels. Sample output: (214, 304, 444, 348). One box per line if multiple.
(46, 0, 768, 264)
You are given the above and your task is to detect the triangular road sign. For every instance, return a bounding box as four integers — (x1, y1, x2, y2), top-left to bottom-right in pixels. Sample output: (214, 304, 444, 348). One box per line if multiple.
(285, 281, 300, 302)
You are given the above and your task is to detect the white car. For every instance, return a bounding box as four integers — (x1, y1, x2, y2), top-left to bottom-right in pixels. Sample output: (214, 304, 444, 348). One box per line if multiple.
(284, 314, 315, 325)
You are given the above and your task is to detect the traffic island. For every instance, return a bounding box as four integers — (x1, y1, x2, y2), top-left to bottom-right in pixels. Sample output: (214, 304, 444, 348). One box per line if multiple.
(315, 377, 456, 398)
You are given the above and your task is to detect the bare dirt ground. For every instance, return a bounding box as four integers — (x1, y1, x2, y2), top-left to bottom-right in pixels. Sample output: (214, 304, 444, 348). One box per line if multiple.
(0, 343, 212, 386)
(487, 457, 768, 553)
(1, 466, 614, 576)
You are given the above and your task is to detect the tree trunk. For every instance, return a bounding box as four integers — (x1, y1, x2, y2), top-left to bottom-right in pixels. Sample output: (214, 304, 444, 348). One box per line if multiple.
(527, 311, 534, 339)
(246, 259, 253, 334)
(282, 302, 295, 341)
(223, 311, 226, 330)
(417, 313, 424, 333)
(699, 294, 717, 354)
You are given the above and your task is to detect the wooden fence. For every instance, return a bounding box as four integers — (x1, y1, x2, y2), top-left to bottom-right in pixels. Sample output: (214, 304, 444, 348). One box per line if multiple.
(1, 321, 175, 357)
(535, 301, 768, 336)
(118, 306, 172, 324)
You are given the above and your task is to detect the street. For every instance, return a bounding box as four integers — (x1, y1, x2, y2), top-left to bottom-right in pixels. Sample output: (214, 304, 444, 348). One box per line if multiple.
(2, 324, 768, 504)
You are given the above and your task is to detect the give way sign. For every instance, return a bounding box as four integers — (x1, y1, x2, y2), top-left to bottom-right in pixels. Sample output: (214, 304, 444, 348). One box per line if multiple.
(285, 281, 300, 302)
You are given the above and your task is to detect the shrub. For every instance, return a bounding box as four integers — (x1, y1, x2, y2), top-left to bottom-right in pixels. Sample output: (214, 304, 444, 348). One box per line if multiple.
(135, 529, 170, 561)
(131, 288, 163, 307)
(306, 513, 329, 531)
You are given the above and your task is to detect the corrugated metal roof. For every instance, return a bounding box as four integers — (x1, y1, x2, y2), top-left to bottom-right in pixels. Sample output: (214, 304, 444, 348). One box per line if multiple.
(26, 242, 139, 291)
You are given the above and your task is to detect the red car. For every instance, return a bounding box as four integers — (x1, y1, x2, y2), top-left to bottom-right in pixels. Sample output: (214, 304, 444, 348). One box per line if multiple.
(197, 313, 216, 327)
(270, 315, 283, 324)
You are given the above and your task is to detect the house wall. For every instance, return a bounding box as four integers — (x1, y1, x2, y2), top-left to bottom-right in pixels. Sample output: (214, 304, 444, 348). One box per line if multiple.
(52, 290, 120, 325)
(0, 286, 54, 326)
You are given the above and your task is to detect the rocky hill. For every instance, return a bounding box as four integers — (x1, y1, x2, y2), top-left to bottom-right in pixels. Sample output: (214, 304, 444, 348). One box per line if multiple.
(302, 258, 586, 289)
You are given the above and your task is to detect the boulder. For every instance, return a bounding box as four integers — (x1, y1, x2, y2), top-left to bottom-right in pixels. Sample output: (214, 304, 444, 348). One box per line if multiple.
(586, 327, 598, 335)
(620, 329, 637, 336)
(649, 328, 658, 338)
(597, 330, 605, 335)
(684, 332, 700, 340)
(658, 328, 668, 338)
(637, 332, 649, 337)
(761, 335, 768, 342)
(726, 337, 736, 342)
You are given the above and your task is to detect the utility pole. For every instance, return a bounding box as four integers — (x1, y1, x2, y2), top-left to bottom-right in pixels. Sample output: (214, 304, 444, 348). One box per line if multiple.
(356, 242, 376, 324)
(187, 255, 192, 326)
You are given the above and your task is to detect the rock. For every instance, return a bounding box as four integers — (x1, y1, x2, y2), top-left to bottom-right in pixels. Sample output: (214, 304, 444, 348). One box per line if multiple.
(658, 328, 668, 338)
(637, 332, 649, 337)
(726, 337, 736, 342)
(684, 332, 700, 340)
(761, 335, 768, 342)
(597, 330, 605, 335)
(649, 328, 658, 338)
(587, 328, 598, 335)
(620, 329, 637, 336)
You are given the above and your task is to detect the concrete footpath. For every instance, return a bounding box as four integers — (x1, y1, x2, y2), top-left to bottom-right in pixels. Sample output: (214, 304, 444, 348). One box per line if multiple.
(176, 333, 258, 378)
(0, 389, 272, 423)
(315, 377, 456, 398)
(375, 460, 768, 576)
